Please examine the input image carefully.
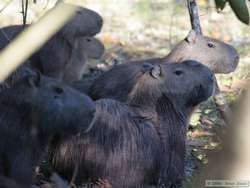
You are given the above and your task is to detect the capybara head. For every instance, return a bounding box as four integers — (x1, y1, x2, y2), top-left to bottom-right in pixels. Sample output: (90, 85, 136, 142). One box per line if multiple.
(63, 37, 104, 83)
(90, 60, 215, 109)
(166, 30, 239, 74)
(1, 72, 95, 135)
(62, 5, 103, 39)
(80, 37, 105, 59)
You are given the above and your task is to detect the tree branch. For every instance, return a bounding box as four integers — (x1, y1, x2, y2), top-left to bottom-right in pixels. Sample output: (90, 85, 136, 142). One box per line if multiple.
(21, 0, 29, 28)
(186, 0, 202, 34)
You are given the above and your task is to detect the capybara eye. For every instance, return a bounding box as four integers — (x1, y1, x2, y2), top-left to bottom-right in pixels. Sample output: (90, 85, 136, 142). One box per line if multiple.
(207, 42, 216, 48)
(54, 87, 64, 94)
(174, 70, 183, 76)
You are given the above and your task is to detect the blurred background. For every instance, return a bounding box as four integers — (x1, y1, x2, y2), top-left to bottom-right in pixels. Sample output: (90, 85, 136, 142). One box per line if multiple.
(0, 0, 249, 184)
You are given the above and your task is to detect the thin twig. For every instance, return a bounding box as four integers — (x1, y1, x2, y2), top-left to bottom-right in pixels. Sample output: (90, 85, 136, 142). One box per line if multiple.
(24, 0, 28, 26)
(21, 0, 24, 25)
(21, 0, 29, 28)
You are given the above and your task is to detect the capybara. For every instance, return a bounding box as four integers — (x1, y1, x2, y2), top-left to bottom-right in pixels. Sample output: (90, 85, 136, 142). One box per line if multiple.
(51, 60, 215, 187)
(131, 30, 239, 74)
(0, 72, 95, 188)
(0, 5, 103, 82)
(0, 62, 34, 92)
(63, 36, 105, 83)
(70, 30, 238, 95)
(0, 176, 23, 188)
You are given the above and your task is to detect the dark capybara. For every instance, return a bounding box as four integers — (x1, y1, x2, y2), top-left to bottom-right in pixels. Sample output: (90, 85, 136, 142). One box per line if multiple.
(0, 62, 34, 92)
(70, 30, 238, 95)
(51, 60, 215, 187)
(0, 176, 23, 188)
(0, 4, 103, 82)
(0, 36, 104, 92)
(0, 72, 95, 188)
(63, 36, 105, 83)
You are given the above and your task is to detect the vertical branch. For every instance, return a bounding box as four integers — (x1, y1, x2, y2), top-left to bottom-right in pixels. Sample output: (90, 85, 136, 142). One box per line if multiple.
(186, 0, 202, 35)
(21, 0, 29, 28)
(21, 0, 24, 26)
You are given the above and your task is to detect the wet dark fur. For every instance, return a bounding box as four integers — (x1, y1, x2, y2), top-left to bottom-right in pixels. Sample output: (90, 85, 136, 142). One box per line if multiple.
(0, 73, 95, 187)
(0, 176, 23, 188)
(51, 60, 214, 187)
(0, 62, 34, 92)
(52, 99, 161, 187)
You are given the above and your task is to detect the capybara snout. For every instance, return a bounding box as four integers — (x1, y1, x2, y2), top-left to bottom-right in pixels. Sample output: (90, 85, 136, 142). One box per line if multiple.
(34, 74, 96, 134)
(160, 60, 215, 106)
(7, 72, 96, 135)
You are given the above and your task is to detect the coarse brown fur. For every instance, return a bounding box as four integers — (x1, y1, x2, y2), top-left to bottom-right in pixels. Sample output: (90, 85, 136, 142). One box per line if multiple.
(51, 60, 215, 187)
(0, 73, 95, 188)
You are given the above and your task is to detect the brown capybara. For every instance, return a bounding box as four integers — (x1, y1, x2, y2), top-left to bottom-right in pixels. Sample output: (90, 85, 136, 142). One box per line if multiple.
(70, 30, 238, 95)
(0, 5, 103, 82)
(51, 60, 215, 187)
(130, 30, 239, 74)
(0, 72, 95, 188)
(63, 36, 105, 83)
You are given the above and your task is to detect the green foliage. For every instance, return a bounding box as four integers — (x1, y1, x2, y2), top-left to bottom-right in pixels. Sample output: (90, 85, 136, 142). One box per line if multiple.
(228, 0, 249, 25)
(215, 0, 249, 25)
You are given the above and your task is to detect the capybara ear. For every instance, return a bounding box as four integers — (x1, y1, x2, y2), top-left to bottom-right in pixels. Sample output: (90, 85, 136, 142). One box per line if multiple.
(27, 71, 41, 88)
(141, 63, 161, 79)
(185, 29, 197, 44)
